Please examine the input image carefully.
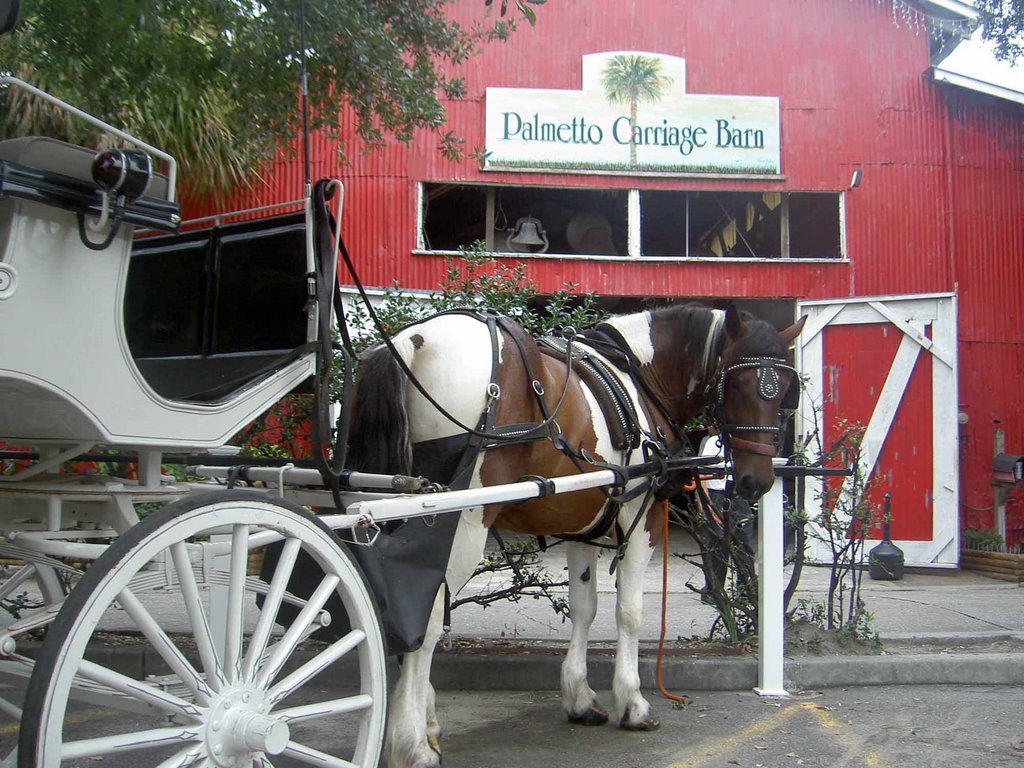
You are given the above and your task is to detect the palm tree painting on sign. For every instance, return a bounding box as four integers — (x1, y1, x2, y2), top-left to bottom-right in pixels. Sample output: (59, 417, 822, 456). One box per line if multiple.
(600, 53, 672, 167)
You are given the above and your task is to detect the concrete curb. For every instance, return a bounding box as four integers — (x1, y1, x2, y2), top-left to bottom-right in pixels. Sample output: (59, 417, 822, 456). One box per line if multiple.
(786, 652, 1024, 689)
(62, 635, 1024, 693)
(428, 649, 1024, 692)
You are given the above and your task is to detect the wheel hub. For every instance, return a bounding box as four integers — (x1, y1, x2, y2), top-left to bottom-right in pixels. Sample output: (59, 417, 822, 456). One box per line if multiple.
(206, 687, 289, 767)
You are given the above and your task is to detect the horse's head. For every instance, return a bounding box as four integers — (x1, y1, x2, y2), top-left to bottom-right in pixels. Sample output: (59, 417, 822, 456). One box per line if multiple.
(713, 305, 805, 501)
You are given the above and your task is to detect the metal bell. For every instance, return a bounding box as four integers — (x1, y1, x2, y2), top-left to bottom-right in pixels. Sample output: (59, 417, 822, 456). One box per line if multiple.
(508, 217, 549, 251)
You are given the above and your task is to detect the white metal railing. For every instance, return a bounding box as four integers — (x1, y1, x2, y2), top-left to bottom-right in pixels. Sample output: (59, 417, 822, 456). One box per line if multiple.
(196, 458, 798, 696)
(0, 76, 178, 201)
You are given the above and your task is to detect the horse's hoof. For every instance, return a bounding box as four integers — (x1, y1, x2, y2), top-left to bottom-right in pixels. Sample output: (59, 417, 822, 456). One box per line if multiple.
(416, 746, 442, 768)
(620, 715, 660, 731)
(568, 706, 609, 726)
(427, 734, 442, 757)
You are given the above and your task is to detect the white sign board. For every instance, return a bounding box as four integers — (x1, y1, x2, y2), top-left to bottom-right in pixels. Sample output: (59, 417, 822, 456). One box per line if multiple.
(484, 52, 780, 176)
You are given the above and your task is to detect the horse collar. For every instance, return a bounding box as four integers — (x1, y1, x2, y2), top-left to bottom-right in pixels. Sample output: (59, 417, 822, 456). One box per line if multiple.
(581, 324, 636, 371)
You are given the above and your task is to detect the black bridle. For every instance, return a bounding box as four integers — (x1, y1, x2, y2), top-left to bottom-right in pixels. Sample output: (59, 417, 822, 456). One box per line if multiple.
(713, 356, 798, 457)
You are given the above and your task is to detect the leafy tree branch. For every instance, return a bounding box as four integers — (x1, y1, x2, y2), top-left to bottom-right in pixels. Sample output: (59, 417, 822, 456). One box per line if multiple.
(0, 0, 540, 199)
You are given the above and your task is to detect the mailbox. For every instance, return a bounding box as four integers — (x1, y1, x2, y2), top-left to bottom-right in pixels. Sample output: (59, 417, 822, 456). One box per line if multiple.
(992, 453, 1024, 486)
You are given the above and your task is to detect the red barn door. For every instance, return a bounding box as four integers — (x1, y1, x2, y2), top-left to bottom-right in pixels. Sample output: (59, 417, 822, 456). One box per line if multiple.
(796, 294, 959, 567)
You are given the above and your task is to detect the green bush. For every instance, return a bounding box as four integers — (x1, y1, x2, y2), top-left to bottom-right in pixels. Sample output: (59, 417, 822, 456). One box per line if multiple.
(962, 527, 1004, 551)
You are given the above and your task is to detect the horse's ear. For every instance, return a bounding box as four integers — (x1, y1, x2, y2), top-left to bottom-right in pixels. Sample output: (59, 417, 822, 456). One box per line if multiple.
(724, 302, 745, 340)
(778, 314, 808, 345)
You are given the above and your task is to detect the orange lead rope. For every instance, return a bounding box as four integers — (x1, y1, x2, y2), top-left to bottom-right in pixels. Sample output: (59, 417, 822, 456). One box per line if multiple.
(656, 492, 691, 705)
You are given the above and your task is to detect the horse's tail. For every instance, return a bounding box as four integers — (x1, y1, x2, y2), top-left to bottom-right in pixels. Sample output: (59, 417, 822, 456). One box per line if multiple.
(346, 338, 415, 475)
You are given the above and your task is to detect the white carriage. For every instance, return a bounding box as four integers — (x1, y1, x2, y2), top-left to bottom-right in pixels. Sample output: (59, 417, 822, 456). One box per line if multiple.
(0, 66, 400, 766)
(0, 60, 662, 766)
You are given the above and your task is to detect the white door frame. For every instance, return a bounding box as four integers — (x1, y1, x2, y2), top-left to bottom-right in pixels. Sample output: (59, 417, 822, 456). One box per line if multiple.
(796, 293, 959, 567)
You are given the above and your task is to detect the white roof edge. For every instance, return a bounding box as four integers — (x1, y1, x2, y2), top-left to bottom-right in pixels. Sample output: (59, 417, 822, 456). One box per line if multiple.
(932, 66, 1024, 106)
(920, 0, 978, 22)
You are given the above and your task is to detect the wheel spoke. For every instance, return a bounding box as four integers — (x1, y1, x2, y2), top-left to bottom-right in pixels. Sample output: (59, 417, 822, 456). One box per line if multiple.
(243, 537, 301, 682)
(170, 541, 226, 691)
(282, 740, 358, 768)
(0, 563, 34, 601)
(254, 574, 340, 689)
(224, 524, 250, 684)
(76, 658, 204, 719)
(61, 725, 201, 761)
(116, 587, 213, 704)
(267, 629, 365, 707)
(275, 694, 374, 724)
(21, 496, 386, 768)
(153, 743, 208, 768)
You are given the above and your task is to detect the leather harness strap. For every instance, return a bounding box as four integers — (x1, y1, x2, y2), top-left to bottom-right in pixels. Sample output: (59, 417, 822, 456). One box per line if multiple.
(581, 323, 692, 444)
(713, 356, 798, 458)
(726, 437, 779, 457)
(415, 311, 709, 551)
(537, 335, 641, 451)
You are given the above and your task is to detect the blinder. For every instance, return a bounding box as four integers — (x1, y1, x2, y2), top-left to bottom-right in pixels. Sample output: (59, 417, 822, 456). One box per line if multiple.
(713, 356, 798, 458)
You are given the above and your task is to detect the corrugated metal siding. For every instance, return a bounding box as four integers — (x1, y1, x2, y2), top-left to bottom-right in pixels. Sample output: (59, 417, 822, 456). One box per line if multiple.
(195, 0, 1023, 302)
(184, 0, 1023, 545)
(959, 341, 1024, 547)
(948, 97, 1024, 343)
(944, 94, 1024, 547)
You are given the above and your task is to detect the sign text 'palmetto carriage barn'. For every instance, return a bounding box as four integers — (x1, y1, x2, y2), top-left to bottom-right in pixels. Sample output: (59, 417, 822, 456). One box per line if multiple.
(191, 0, 1024, 564)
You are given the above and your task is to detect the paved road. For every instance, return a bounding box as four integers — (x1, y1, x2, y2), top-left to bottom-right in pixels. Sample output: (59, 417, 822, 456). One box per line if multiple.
(6, 684, 1021, 768)
(433, 685, 1024, 768)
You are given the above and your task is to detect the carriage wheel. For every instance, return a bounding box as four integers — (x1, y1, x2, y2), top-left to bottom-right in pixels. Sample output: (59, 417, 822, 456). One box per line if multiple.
(18, 490, 388, 768)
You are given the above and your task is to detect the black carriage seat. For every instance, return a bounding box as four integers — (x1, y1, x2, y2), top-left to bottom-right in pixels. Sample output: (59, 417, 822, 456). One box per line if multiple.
(0, 137, 312, 405)
(0, 136, 178, 230)
(127, 211, 314, 403)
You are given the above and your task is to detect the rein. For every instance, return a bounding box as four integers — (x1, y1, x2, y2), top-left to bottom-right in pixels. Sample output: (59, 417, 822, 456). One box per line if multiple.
(337, 252, 577, 444)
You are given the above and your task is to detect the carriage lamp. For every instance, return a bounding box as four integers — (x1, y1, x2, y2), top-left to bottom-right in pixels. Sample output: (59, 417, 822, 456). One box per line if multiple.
(79, 148, 154, 249)
(91, 148, 153, 201)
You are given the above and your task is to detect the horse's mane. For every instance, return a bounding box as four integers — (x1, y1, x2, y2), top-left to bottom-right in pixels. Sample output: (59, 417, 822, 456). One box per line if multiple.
(643, 303, 787, 364)
(732, 310, 787, 358)
(644, 303, 727, 372)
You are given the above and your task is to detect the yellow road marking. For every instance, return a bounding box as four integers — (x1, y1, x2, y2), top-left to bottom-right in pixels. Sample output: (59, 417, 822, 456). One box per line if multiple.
(807, 702, 882, 767)
(667, 701, 882, 768)
(667, 703, 804, 768)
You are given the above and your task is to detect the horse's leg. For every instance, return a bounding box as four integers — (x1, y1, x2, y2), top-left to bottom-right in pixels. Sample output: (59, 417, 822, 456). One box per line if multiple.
(384, 508, 490, 768)
(384, 589, 445, 768)
(612, 503, 660, 731)
(561, 541, 608, 725)
(424, 681, 440, 755)
(432, 507, 490, 752)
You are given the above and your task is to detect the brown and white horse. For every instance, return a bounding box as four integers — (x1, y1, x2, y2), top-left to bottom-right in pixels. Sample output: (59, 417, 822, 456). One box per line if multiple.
(347, 302, 804, 768)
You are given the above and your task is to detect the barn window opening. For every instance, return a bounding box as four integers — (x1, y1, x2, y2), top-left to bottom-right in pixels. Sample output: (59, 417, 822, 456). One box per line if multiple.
(422, 184, 628, 256)
(639, 190, 841, 258)
(422, 184, 489, 251)
(788, 192, 842, 258)
(420, 183, 842, 259)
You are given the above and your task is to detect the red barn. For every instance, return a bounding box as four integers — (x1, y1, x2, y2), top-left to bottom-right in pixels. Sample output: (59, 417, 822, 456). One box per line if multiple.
(196, 0, 1024, 563)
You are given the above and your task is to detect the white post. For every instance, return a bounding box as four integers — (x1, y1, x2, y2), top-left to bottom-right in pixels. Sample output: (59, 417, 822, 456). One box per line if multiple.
(754, 472, 789, 697)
